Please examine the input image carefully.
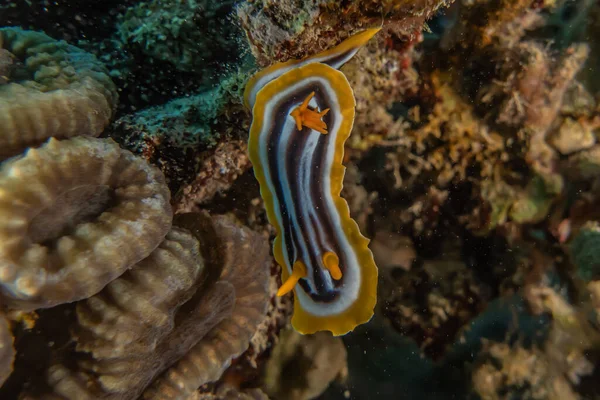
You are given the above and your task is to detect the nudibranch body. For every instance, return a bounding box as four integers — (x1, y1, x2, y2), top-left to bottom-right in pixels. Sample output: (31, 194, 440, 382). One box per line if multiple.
(245, 29, 379, 336)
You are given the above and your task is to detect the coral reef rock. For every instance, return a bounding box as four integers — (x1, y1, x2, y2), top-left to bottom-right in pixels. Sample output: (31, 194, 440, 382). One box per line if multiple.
(192, 385, 269, 400)
(263, 329, 348, 400)
(237, 0, 453, 66)
(117, 0, 241, 73)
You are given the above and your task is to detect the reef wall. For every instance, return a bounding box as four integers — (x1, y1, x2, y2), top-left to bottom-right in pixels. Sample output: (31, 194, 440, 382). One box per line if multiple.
(1, 0, 600, 399)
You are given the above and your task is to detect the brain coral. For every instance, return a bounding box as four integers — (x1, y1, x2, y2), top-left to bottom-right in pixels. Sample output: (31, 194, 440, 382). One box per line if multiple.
(38, 213, 270, 400)
(143, 214, 271, 399)
(0, 27, 117, 159)
(0, 136, 172, 310)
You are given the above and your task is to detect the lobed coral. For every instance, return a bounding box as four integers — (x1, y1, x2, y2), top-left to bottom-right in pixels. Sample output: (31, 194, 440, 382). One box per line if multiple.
(144, 214, 270, 399)
(45, 216, 231, 399)
(0, 136, 172, 310)
(0, 27, 117, 159)
(32, 212, 270, 400)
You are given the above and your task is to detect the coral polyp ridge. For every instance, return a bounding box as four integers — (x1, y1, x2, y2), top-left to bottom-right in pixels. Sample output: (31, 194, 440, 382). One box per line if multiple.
(0, 27, 118, 159)
(0, 136, 173, 310)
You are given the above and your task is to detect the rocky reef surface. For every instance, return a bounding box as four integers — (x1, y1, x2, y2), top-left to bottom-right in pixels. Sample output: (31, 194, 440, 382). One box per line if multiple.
(1, 0, 600, 399)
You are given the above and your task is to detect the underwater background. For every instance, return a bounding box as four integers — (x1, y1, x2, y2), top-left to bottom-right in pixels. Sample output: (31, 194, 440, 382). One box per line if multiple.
(0, 0, 599, 399)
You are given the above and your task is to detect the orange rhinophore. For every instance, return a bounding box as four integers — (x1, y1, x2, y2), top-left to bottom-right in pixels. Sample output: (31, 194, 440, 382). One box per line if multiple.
(290, 92, 330, 134)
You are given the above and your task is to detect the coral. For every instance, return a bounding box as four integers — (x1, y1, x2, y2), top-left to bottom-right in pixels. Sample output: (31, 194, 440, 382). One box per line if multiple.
(474, 286, 599, 400)
(368, 5, 591, 236)
(566, 145, 600, 181)
(509, 174, 563, 225)
(0, 313, 14, 387)
(570, 221, 600, 282)
(536, 288, 599, 385)
(117, 0, 241, 73)
(472, 341, 582, 400)
(476, 40, 589, 183)
(0, 136, 172, 310)
(144, 214, 270, 399)
(341, 29, 421, 152)
(46, 217, 232, 399)
(444, 0, 547, 51)
(174, 140, 251, 212)
(92, 0, 245, 112)
(46, 285, 234, 399)
(342, 1, 584, 238)
(243, 262, 293, 370)
(4, 1, 600, 399)
(482, 41, 589, 130)
(178, 261, 291, 400)
(370, 230, 416, 274)
(410, 73, 507, 187)
(0, 27, 117, 159)
(262, 329, 347, 400)
(380, 239, 491, 359)
(110, 89, 224, 193)
(445, 2, 593, 190)
(237, 0, 453, 66)
(0, 48, 14, 85)
(32, 212, 270, 400)
(113, 88, 226, 151)
(0, 0, 134, 44)
(110, 69, 252, 195)
(376, 72, 521, 234)
(192, 385, 269, 400)
(548, 117, 597, 156)
(340, 164, 377, 233)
